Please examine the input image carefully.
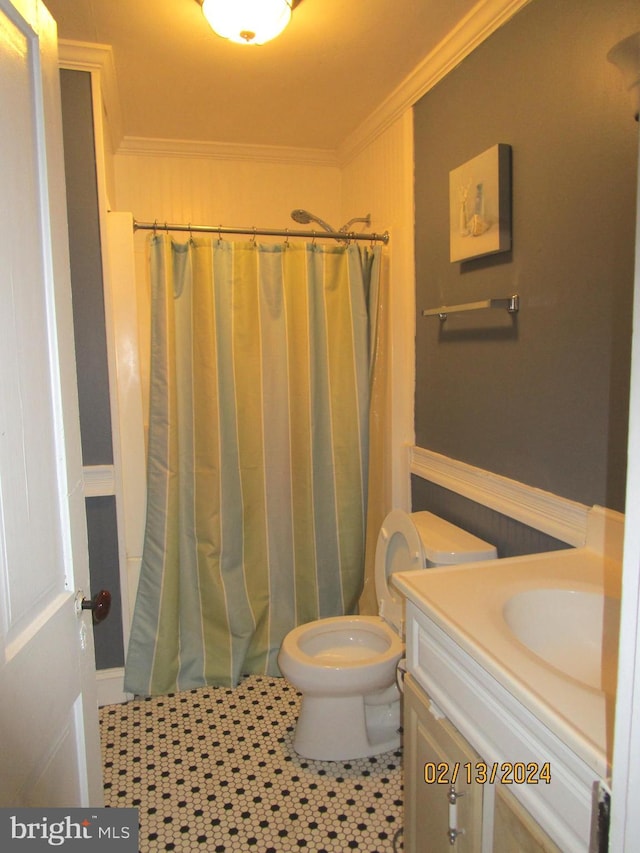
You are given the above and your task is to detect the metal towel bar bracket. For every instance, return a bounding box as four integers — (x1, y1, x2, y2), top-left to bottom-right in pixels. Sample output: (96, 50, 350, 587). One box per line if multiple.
(422, 294, 519, 321)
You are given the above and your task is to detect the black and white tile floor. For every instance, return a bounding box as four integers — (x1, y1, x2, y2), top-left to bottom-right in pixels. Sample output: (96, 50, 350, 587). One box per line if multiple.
(100, 675, 404, 852)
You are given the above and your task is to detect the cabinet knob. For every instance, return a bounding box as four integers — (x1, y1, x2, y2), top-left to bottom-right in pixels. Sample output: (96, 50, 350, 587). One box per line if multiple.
(448, 826, 464, 844)
(448, 784, 465, 804)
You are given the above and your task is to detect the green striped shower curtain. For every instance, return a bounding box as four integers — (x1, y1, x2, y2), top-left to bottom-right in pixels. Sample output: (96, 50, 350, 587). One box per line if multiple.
(124, 235, 381, 695)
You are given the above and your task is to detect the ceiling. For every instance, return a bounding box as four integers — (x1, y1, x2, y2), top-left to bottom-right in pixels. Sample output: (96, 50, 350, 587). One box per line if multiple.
(44, 0, 480, 151)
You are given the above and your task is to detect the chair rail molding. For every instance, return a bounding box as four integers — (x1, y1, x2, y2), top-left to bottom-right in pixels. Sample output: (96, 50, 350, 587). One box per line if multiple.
(410, 446, 590, 547)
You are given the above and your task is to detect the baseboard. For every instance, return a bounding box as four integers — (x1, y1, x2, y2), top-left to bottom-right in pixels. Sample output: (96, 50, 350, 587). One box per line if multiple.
(96, 667, 132, 707)
(410, 446, 590, 546)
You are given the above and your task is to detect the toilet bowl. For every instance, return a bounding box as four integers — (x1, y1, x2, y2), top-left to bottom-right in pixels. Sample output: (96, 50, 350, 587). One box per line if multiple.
(278, 509, 497, 761)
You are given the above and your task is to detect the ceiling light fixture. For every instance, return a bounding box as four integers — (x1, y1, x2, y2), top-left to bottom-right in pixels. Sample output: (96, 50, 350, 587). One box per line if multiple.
(201, 0, 295, 46)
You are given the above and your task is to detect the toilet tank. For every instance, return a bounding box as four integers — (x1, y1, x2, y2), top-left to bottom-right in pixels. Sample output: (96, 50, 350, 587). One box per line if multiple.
(375, 509, 497, 631)
(410, 511, 497, 566)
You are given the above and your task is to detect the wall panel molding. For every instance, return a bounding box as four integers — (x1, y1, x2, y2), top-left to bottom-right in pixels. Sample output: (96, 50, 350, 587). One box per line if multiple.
(410, 446, 590, 546)
(83, 465, 116, 497)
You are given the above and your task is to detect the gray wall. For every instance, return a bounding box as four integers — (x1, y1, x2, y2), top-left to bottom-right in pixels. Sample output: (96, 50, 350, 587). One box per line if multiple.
(412, 0, 639, 550)
(60, 69, 112, 466)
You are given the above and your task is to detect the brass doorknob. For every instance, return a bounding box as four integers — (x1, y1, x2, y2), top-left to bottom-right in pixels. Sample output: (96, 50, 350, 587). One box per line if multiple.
(81, 589, 112, 624)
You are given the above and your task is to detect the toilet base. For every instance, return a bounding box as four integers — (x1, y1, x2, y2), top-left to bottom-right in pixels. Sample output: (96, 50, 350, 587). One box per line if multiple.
(292, 690, 401, 761)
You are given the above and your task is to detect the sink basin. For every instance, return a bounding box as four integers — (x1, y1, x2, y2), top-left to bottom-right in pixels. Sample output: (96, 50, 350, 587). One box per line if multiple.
(503, 588, 619, 692)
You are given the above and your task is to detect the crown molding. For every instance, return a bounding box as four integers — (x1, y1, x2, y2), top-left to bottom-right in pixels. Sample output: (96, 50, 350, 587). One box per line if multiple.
(117, 135, 339, 167)
(56, 0, 531, 167)
(338, 0, 532, 165)
(57, 39, 336, 166)
(57, 39, 124, 152)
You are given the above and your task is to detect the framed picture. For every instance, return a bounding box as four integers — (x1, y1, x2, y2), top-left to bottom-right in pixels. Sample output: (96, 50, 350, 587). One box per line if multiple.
(449, 143, 512, 263)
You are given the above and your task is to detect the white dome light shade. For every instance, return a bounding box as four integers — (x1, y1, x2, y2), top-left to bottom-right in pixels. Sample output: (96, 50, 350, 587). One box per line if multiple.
(202, 0, 292, 45)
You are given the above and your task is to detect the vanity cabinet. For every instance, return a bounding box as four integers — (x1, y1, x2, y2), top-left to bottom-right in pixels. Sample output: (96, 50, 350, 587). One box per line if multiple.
(404, 673, 562, 852)
(399, 596, 602, 852)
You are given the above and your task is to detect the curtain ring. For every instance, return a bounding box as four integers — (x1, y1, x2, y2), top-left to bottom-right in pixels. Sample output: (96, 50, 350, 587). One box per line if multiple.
(217, 225, 223, 244)
(188, 223, 194, 245)
(164, 222, 169, 233)
(251, 227, 257, 245)
(152, 219, 158, 235)
(284, 228, 290, 248)
(312, 230, 317, 247)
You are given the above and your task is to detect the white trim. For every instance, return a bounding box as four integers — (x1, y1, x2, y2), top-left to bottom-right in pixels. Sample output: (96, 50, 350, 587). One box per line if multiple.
(103, 214, 147, 628)
(410, 446, 590, 547)
(104, 212, 147, 564)
(585, 504, 625, 564)
(83, 465, 116, 497)
(96, 667, 133, 707)
(338, 0, 533, 165)
(57, 40, 123, 154)
(389, 110, 417, 512)
(609, 114, 640, 852)
(117, 135, 338, 166)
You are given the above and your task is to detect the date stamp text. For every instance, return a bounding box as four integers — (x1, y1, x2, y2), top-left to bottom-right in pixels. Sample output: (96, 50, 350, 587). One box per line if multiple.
(423, 761, 552, 785)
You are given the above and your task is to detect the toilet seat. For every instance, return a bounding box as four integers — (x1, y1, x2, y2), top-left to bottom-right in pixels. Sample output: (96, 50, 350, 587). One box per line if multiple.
(294, 617, 399, 666)
(374, 509, 426, 633)
(278, 615, 404, 697)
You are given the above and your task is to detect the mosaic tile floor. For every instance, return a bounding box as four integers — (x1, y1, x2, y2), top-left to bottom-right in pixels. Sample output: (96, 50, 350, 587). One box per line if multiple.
(100, 675, 403, 852)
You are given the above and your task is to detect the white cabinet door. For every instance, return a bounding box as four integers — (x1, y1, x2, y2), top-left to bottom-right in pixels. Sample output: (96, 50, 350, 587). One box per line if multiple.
(404, 675, 483, 852)
(0, 0, 102, 806)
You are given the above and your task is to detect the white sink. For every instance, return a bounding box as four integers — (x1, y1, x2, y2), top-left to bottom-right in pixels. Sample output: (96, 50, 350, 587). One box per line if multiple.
(503, 588, 620, 692)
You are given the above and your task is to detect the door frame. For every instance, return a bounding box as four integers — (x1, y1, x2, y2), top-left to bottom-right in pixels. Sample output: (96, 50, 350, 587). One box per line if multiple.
(610, 127, 640, 851)
(59, 43, 146, 707)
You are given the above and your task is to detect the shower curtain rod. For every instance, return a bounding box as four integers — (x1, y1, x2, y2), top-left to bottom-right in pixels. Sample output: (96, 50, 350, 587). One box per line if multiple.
(133, 219, 389, 245)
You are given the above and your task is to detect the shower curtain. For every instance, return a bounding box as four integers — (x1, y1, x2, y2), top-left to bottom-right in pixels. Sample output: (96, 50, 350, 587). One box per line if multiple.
(124, 235, 382, 695)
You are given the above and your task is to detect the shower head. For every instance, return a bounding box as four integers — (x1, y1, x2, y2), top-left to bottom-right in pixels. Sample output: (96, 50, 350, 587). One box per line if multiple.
(290, 209, 335, 233)
(290, 209, 373, 240)
(339, 214, 371, 233)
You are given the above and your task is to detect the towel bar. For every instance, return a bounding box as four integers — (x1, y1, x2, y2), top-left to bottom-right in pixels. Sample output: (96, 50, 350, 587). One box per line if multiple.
(422, 294, 519, 321)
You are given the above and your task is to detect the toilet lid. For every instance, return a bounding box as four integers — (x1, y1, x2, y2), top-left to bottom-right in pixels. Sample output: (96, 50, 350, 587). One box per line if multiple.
(374, 509, 425, 633)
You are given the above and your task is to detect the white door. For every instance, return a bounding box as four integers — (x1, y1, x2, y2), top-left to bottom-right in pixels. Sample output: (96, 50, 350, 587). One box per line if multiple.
(0, 0, 103, 806)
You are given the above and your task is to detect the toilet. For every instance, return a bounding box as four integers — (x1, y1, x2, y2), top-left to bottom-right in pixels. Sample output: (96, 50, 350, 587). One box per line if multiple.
(278, 509, 497, 760)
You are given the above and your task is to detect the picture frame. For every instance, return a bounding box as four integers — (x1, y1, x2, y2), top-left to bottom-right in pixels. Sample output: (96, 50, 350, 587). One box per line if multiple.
(449, 143, 512, 263)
